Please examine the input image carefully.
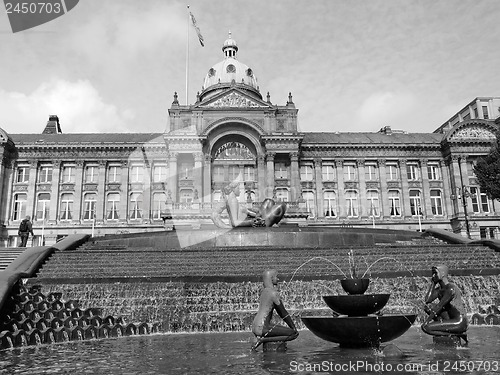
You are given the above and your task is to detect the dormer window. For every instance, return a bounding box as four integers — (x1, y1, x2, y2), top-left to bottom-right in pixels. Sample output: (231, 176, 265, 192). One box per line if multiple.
(208, 68, 216, 77)
(246, 68, 253, 77)
(226, 64, 236, 73)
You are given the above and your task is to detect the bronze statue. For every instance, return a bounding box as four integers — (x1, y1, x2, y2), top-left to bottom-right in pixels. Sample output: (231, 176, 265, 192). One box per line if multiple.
(211, 181, 286, 228)
(251, 269, 298, 350)
(421, 265, 468, 343)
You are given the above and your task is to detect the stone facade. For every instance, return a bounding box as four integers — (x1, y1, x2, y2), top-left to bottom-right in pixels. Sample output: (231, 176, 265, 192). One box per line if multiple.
(0, 37, 499, 246)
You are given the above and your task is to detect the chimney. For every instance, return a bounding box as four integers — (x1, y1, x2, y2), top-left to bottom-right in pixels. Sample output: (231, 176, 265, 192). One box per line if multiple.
(42, 115, 62, 134)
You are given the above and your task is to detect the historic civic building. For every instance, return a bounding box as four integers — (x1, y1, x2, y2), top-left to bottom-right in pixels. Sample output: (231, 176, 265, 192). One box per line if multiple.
(1, 35, 499, 246)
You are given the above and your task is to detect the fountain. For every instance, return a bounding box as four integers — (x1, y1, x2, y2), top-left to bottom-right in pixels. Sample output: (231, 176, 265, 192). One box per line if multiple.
(301, 278, 417, 348)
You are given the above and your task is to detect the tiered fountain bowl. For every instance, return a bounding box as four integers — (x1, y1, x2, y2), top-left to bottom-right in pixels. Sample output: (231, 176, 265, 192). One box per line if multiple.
(301, 278, 416, 348)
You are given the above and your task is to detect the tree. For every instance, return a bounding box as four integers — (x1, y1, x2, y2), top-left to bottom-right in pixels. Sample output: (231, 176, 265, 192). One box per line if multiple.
(474, 130, 500, 200)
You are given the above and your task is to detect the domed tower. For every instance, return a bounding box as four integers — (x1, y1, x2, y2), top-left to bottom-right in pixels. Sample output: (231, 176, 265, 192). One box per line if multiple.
(199, 32, 261, 102)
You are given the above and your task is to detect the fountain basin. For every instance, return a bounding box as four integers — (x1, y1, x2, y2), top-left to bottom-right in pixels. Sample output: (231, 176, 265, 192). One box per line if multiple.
(340, 278, 370, 294)
(322, 294, 390, 316)
(301, 314, 416, 347)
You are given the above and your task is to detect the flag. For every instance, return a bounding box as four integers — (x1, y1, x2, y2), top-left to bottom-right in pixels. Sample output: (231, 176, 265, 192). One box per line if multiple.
(189, 11, 204, 47)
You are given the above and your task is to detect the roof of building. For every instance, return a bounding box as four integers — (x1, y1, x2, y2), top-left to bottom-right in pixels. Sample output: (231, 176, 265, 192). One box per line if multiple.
(9, 133, 165, 145)
(302, 132, 443, 145)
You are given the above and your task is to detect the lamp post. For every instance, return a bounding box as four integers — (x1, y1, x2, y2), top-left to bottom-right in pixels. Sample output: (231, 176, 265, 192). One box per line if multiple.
(458, 158, 471, 239)
(417, 201, 422, 232)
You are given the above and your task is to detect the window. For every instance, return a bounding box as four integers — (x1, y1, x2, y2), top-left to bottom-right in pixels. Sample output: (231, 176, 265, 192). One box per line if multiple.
(59, 193, 73, 220)
(129, 193, 143, 219)
(300, 165, 314, 181)
(213, 166, 224, 182)
(323, 191, 336, 217)
(106, 193, 120, 220)
(83, 193, 97, 220)
(427, 163, 440, 180)
(61, 165, 75, 183)
(466, 161, 475, 177)
(345, 190, 358, 217)
(85, 165, 99, 183)
(212, 191, 223, 202)
(228, 166, 240, 182)
(321, 164, 335, 181)
(365, 164, 378, 181)
(38, 165, 52, 183)
(180, 189, 193, 203)
(388, 190, 401, 216)
(107, 165, 121, 183)
(245, 190, 256, 202)
(16, 166, 29, 183)
(367, 190, 380, 217)
(244, 166, 255, 182)
(179, 162, 193, 180)
(13, 193, 27, 221)
(482, 106, 489, 119)
(130, 165, 144, 183)
(386, 163, 399, 181)
(153, 165, 167, 183)
(470, 187, 480, 213)
(471, 187, 490, 213)
(275, 163, 288, 179)
(152, 192, 167, 219)
(409, 190, 422, 216)
(36, 193, 50, 221)
(344, 164, 357, 181)
(407, 163, 420, 181)
(275, 188, 289, 202)
(430, 190, 443, 215)
(302, 191, 315, 217)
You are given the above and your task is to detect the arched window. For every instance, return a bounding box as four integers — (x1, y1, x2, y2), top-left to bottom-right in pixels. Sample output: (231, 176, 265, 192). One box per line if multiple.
(323, 191, 336, 218)
(83, 193, 97, 220)
(275, 188, 289, 202)
(388, 190, 401, 216)
(367, 190, 380, 217)
(152, 192, 167, 219)
(302, 190, 315, 217)
(36, 193, 50, 221)
(13, 193, 27, 221)
(129, 193, 143, 220)
(345, 190, 358, 217)
(106, 193, 119, 220)
(409, 190, 422, 216)
(60, 193, 74, 220)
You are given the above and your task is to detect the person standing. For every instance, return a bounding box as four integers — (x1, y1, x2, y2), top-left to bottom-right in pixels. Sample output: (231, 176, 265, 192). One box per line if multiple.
(18, 216, 34, 247)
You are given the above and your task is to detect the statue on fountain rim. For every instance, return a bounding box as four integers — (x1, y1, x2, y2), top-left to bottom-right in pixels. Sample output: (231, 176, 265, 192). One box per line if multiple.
(421, 265, 468, 343)
(211, 180, 286, 229)
(251, 269, 298, 350)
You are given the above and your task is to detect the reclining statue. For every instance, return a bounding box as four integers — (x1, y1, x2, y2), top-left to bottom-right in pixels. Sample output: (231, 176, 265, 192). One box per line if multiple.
(421, 265, 468, 344)
(211, 181, 286, 228)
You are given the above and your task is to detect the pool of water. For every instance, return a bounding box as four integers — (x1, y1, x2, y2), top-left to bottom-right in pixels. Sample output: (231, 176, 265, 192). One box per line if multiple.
(1, 326, 499, 374)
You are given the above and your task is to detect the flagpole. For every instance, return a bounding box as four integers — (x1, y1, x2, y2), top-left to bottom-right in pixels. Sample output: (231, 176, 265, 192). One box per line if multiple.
(186, 5, 190, 105)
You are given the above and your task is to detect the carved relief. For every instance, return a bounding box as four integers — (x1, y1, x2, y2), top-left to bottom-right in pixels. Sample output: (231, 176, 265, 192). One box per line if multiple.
(451, 126, 496, 140)
(387, 182, 400, 189)
(204, 92, 267, 108)
(83, 183, 98, 191)
(60, 184, 75, 191)
(106, 184, 121, 192)
(323, 182, 337, 189)
(366, 182, 380, 189)
(344, 182, 358, 189)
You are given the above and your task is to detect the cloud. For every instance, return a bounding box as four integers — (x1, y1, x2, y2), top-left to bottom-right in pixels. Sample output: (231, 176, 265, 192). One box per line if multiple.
(357, 92, 418, 130)
(0, 79, 134, 134)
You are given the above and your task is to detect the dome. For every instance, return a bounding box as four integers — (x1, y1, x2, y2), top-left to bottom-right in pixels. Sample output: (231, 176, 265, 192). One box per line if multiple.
(200, 33, 261, 101)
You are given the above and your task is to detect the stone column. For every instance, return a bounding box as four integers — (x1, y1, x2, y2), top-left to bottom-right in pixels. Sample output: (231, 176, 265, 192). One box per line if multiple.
(266, 152, 275, 198)
(48, 161, 61, 224)
(378, 160, 388, 218)
(120, 160, 129, 222)
(399, 160, 409, 218)
(26, 160, 38, 219)
(441, 159, 453, 217)
(96, 160, 107, 222)
(357, 160, 366, 217)
(193, 152, 203, 202)
(458, 156, 473, 213)
(203, 154, 212, 202)
(450, 156, 463, 215)
(142, 160, 152, 222)
(420, 159, 431, 217)
(313, 158, 324, 218)
(257, 154, 266, 201)
(290, 152, 300, 201)
(1, 160, 14, 225)
(168, 152, 178, 203)
(73, 160, 84, 223)
(335, 159, 344, 217)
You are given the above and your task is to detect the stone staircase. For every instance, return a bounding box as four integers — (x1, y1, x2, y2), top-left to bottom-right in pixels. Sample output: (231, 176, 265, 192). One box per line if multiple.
(0, 283, 160, 349)
(0, 248, 26, 271)
(32, 241, 500, 282)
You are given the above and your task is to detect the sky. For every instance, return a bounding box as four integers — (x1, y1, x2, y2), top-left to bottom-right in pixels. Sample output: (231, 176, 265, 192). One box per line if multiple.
(0, 0, 499, 135)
